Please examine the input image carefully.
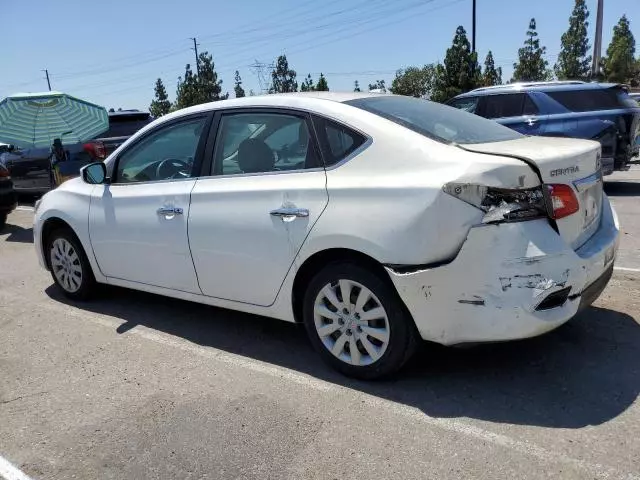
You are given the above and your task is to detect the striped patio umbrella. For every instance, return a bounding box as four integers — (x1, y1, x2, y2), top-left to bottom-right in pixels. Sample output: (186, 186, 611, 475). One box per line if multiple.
(0, 92, 108, 148)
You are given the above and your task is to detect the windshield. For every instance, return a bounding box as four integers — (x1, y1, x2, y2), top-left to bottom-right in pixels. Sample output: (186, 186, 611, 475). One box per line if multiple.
(345, 96, 523, 145)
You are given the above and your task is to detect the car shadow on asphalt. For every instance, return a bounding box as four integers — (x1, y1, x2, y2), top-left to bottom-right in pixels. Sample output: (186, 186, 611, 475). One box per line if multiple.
(1, 222, 34, 243)
(45, 284, 639, 430)
(604, 181, 640, 197)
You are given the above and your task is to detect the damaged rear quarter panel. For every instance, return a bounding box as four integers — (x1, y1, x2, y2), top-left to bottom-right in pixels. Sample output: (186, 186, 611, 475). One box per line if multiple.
(386, 219, 588, 345)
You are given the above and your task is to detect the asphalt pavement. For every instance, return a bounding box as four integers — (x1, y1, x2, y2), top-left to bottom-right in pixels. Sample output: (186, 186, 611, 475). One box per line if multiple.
(1, 170, 639, 479)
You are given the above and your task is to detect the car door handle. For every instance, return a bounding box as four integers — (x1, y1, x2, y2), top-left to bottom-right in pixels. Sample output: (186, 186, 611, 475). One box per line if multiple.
(270, 207, 309, 218)
(157, 206, 183, 216)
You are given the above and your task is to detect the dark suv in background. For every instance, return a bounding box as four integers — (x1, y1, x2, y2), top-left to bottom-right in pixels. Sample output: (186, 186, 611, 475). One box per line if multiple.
(447, 81, 640, 175)
(0, 110, 153, 193)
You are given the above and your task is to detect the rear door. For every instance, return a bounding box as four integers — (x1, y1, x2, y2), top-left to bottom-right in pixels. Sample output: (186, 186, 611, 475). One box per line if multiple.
(481, 93, 547, 135)
(188, 108, 328, 306)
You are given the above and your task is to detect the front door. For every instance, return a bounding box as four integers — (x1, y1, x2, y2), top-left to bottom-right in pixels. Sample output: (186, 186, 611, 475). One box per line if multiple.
(89, 115, 209, 293)
(189, 109, 329, 306)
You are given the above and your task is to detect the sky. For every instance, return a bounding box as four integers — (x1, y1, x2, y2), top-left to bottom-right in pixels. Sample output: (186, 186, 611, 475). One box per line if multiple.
(1, 0, 638, 111)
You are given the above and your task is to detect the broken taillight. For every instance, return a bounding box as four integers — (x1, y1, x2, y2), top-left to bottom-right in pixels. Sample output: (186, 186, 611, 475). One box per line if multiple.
(442, 183, 547, 224)
(544, 184, 580, 219)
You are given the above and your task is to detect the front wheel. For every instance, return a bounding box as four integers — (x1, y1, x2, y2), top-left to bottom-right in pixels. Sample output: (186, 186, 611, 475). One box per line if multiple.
(46, 228, 96, 300)
(302, 262, 417, 379)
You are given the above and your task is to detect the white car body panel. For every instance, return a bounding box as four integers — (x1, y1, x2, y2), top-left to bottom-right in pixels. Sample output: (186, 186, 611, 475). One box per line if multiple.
(189, 170, 328, 306)
(33, 92, 620, 348)
(88, 179, 200, 293)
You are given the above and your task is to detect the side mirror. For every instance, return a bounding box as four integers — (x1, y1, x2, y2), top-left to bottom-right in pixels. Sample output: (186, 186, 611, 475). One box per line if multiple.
(81, 162, 107, 184)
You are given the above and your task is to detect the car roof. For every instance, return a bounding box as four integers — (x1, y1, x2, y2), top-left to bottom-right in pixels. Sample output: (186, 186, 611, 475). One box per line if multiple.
(455, 81, 622, 98)
(108, 110, 151, 118)
(158, 91, 387, 122)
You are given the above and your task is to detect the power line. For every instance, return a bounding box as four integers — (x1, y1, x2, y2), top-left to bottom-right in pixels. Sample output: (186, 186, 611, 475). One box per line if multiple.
(33, 0, 461, 101)
(211, 0, 447, 72)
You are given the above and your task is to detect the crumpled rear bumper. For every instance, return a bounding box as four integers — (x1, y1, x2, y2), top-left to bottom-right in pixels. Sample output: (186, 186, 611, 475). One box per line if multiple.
(386, 195, 619, 346)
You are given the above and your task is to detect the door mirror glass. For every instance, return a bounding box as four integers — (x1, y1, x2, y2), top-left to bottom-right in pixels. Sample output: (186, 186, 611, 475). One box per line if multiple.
(82, 162, 107, 184)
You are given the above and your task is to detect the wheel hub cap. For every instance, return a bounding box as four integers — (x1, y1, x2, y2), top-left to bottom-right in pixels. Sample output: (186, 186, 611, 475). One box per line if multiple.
(313, 279, 390, 367)
(50, 238, 83, 293)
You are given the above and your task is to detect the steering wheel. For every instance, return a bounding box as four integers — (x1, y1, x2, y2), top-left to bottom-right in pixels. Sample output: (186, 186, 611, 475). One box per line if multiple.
(156, 158, 191, 180)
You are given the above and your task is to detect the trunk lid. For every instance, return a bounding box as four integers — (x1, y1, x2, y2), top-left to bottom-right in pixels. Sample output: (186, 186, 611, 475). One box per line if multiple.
(462, 136, 603, 249)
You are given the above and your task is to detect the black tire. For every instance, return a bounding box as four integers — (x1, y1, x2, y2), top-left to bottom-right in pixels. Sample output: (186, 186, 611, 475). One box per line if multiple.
(46, 228, 96, 301)
(0, 213, 6, 231)
(302, 262, 418, 380)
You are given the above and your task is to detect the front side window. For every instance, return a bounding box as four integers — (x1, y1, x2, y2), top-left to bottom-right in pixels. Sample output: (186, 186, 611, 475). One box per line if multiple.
(115, 117, 206, 183)
(214, 112, 320, 175)
(448, 96, 480, 114)
(346, 96, 522, 145)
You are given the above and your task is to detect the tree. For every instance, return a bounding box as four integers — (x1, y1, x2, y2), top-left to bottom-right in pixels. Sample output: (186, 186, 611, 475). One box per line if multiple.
(512, 18, 552, 82)
(234, 70, 245, 98)
(354, 80, 361, 92)
(269, 55, 298, 93)
(174, 63, 199, 109)
(315, 73, 329, 91)
(431, 26, 481, 102)
(390, 65, 435, 98)
(602, 15, 637, 84)
(149, 78, 171, 117)
(554, 0, 591, 80)
(197, 51, 228, 102)
(174, 52, 227, 109)
(482, 51, 502, 86)
(300, 74, 315, 92)
(368, 79, 386, 92)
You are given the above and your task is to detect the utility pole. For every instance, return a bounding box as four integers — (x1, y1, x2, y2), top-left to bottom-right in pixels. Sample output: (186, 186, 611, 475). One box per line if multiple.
(43, 69, 52, 91)
(471, 0, 476, 53)
(591, 0, 604, 78)
(190, 37, 201, 75)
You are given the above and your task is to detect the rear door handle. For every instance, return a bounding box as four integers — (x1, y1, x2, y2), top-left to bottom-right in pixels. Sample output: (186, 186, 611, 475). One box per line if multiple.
(157, 206, 183, 216)
(270, 207, 309, 218)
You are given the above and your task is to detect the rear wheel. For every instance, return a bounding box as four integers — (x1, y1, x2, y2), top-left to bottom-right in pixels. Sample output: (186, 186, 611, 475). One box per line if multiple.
(46, 228, 96, 300)
(302, 262, 417, 379)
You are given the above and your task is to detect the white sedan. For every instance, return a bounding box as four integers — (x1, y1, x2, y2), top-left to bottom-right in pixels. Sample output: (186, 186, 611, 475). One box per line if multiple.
(34, 92, 619, 379)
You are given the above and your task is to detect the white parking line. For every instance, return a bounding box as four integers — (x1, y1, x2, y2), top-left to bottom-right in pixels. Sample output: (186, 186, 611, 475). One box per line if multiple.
(614, 266, 640, 273)
(0, 291, 637, 480)
(0, 455, 33, 480)
(15, 206, 34, 212)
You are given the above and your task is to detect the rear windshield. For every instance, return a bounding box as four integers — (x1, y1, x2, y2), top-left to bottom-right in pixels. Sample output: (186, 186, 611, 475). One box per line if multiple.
(546, 87, 638, 112)
(102, 113, 153, 138)
(345, 96, 522, 145)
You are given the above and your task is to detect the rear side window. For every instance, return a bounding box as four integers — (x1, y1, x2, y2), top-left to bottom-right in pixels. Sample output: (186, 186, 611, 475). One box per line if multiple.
(482, 93, 529, 119)
(346, 96, 522, 145)
(313, 116, 366, 166)
(523, 95, 539, 115)
(546, 88, 630, 112)
(103, 113, 153, 138)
